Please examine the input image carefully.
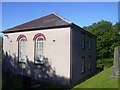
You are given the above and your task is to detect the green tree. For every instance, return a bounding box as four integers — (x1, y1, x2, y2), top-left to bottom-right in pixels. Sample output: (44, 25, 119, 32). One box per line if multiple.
(83, 20, 120, 61)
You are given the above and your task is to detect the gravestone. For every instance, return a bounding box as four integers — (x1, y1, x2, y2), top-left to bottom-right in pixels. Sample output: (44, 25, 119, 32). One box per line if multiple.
(110, 46, 120, 77)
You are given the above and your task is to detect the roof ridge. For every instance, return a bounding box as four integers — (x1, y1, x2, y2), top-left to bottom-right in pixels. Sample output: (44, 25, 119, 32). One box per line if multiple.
(52, 13, 72, 24)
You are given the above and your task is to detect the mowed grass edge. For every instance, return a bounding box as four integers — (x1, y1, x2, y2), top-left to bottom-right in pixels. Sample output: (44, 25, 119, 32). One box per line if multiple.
(74, 67, 119, 88)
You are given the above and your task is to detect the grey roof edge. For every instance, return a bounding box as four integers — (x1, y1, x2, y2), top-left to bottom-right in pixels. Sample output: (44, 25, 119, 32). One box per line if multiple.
(2, 22, 96, 37)
(71, 23, 97, 37)
(2, 24, 72, 33)
(52, 12, 72, 24)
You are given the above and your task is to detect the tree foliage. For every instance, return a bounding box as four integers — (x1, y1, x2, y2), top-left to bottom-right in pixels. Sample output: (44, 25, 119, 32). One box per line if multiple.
(83, 20, 120, 60)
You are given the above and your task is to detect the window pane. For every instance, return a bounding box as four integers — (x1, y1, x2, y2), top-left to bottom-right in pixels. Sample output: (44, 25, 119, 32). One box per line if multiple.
(88, 36, 92, 49)
(81, 33, 85, 49)
(88, 56, 91, 69)
(35, 36, 44, 64)
(19, 38, 26, 62)
(81, 56, 85, 73)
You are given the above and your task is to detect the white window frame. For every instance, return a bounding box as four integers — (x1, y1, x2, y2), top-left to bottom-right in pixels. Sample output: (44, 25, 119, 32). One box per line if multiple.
(18, 37, 26, 63)
(34, 36, 44, 64)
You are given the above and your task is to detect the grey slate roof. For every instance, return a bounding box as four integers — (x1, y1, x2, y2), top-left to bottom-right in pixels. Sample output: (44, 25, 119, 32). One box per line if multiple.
(2, 13, 72, 33)
(2, 13, 96, 37)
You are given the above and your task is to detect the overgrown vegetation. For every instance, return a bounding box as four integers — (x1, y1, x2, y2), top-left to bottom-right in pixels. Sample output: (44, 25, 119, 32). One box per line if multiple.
(83, 21, 120, 68)
(97, 58, 113, 68)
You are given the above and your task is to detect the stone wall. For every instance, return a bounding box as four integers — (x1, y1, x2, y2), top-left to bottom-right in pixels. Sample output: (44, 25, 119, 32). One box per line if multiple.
(110, 46, 120, 77)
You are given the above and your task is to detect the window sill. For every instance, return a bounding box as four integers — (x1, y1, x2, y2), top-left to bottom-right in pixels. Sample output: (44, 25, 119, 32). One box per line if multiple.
(81, 47, 85, 50)
(18, 61, 26, 64)
(88, 48, 92, 50)
(34, 61, 44, 65)
(88, 68, 91, 70)
(81, 71, 85, 74)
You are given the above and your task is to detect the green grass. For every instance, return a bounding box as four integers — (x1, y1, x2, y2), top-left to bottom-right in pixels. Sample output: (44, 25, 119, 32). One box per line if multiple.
(74, 67, 119, 88)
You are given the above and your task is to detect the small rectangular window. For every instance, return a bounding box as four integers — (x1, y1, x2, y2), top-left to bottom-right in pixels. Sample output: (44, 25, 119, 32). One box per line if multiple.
(88, 56, 92, 70)
(81, 33, 85, 49)
(88, 36, 92, 49)
(81, 56, 85, 73)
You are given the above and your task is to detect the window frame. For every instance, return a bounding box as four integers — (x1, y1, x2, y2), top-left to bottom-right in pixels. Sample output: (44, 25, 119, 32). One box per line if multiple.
(88, 36, 92, 50)
(17, 34, 27, 63)
(81, 56, 85, 74)
(33, 33, 46, 65)
(88, 55, 92, 70)
(81, 33, 85, 49)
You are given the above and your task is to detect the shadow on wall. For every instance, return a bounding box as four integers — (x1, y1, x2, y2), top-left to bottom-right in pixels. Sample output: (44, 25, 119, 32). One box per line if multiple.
(2, 52, 70, 89)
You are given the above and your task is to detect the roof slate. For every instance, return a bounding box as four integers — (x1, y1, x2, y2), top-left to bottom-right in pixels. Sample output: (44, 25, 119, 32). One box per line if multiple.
(2, 13, 72, 33)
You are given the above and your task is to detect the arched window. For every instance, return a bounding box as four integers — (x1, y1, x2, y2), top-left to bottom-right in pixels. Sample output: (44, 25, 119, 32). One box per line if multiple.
(33, 33, 46, 64)
(17, 34, 27, 63)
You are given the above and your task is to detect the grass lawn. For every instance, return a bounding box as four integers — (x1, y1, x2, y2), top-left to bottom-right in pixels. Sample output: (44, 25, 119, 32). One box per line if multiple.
(74, 67, 119, 89)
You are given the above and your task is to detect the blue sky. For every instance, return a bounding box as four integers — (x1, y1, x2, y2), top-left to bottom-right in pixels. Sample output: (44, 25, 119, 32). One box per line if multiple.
(2, 2, 118, 30)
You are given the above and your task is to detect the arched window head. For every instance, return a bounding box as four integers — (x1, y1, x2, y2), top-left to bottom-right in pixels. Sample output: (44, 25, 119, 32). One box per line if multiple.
(34, 33, 46, 64)
(33, 33, 46, 41)
(17, 34, 27, 41)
